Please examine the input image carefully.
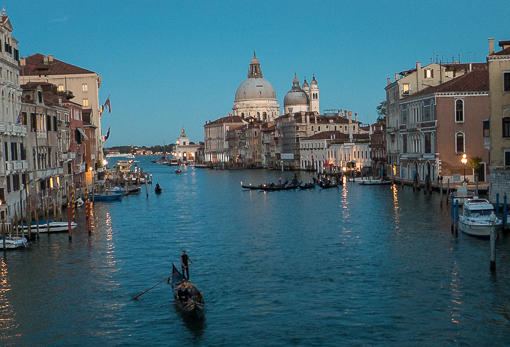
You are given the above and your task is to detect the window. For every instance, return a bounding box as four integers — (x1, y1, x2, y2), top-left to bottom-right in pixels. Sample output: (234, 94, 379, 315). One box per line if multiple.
(504, 72, 510, 92)
(503, 117, 510, 138)
(57, 84, 64, 92)
(424, 69, 434, 79)
(82, 83, 88, 92)
(505, 150, 510, 166)
(402, 83, 410, 95)
(456, 132, 465, 153)
(425, 133, 431, 153)
(455, 99, 464, 122)
(83, 98, 89, 107)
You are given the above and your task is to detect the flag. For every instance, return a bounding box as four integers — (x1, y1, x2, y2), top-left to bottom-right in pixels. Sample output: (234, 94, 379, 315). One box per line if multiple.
(103, 125, 111, 142)
(16, 111, 22, 124)
(104, 96, 111, 113)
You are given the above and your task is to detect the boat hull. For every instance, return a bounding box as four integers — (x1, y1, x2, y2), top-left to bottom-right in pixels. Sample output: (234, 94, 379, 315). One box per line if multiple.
(22, 221, 77, 233)
(459, 218, 502, 238)
(0, 236, 28, 249)
(92, 194, 123, 201)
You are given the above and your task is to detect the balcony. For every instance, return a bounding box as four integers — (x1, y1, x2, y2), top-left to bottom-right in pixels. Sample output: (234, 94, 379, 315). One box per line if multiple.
(5, 161, 12, 172)
(37, 130, 47, 139)
(0, 122, 5, 133)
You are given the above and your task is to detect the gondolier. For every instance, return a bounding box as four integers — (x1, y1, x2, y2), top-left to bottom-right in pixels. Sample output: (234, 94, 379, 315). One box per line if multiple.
(180, 250, 193, 280)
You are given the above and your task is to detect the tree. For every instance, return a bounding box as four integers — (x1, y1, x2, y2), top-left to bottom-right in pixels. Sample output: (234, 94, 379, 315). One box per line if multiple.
(376, 101, 386, 126)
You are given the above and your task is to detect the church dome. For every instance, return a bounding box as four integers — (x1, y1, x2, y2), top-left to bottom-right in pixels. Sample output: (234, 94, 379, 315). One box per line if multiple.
(235, 78, 277, 101)
(284, 74, 309, 106)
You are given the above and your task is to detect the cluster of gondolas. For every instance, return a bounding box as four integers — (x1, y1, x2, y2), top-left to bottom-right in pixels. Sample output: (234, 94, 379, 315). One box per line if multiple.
(241, 175, 341, 191)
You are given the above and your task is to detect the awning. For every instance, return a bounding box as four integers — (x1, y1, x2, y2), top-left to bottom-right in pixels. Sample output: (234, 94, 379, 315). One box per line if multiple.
(77, 127, 89, 140)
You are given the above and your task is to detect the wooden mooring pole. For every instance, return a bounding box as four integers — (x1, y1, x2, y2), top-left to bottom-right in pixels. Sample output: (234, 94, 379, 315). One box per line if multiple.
(490, 212, 497, 272)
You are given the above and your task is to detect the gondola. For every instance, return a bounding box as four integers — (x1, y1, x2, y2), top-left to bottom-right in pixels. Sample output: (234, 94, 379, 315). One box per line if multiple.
(318, 180, 340, 189)
(240, 182, 264, 190)
(154, 185, 163, 194)
(299, 182, 316, 190)
(170, 263, 205, 319)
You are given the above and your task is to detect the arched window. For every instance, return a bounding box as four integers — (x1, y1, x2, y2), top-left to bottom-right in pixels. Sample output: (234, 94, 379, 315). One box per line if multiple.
(456, 132, 465, 153)
(455, 99, 464, 122)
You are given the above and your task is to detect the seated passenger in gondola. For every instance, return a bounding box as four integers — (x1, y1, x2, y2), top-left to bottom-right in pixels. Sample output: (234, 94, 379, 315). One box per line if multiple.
(178, 285, 190, 303)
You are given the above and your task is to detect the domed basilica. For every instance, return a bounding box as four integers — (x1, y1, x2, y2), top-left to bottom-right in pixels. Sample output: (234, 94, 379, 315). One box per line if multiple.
(232, 52, 319, 122)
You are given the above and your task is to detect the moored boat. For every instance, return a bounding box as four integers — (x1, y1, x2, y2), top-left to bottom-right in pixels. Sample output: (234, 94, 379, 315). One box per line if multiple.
(92, 194, 123, 201)
(170, 263, 205, 319)
(358, 179, 392, 185)
(459, 197, 502, 238)
(0, 235, 28, 249)
(22, 220, 77, 233)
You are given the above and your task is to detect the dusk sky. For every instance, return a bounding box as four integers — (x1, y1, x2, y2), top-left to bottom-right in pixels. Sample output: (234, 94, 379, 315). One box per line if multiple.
(5, 0, 509, 147)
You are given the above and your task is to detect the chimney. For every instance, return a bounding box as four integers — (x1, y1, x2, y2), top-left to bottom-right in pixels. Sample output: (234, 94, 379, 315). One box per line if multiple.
(416, 62, 422, 91)
(489, 38, 495, 54)
(48, 55, 54, 62)
(355, 113, 358, 122)
(20, 57, 25, 66)
(348, 111, 352, 122)
(387, 77, 391, 85)
(469, 62, 472, 72)
(394, 73, 399, 81)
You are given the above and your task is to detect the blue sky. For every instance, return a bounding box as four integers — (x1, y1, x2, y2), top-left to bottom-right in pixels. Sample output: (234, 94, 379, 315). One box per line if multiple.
(5, 0, 509, 147)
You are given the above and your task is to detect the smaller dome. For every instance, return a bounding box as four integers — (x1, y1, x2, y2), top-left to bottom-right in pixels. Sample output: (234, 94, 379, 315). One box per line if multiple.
(284, 74, 309, 107)
(311, 76, 318, 86)
(284, 89, 309, 106)
(302, 78, 309, 89)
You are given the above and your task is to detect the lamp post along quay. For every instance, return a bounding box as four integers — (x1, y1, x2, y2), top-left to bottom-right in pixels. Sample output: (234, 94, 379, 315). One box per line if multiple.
(461, 154, 467, 182)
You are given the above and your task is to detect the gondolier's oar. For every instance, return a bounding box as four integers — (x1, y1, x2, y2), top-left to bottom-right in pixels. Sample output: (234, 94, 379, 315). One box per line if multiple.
(132, 276, 171, 300)
(132, 266, 189, 300)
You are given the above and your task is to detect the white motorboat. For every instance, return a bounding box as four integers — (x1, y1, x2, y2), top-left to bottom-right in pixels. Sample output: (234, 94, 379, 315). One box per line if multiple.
(458, 198, 502, 237)
(21, 220, 77, 233)
(0, 235, 28, 249)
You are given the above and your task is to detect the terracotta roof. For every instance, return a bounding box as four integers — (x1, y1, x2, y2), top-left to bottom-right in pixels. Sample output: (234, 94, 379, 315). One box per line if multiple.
(491, 46, 510, 56)
(444, 62, 487, 71)
(404, 69, 489, 99)
(302, 131, 369, 141)
(205, 115, 245, 126)
(20, 53, 95, 75)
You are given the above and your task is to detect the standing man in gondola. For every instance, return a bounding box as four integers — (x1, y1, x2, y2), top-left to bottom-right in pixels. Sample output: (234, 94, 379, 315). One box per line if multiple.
(180, 250, 193, 280)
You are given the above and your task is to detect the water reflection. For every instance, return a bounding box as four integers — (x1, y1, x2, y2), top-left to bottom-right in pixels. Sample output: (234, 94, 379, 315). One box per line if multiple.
(0, 258, 17, 334)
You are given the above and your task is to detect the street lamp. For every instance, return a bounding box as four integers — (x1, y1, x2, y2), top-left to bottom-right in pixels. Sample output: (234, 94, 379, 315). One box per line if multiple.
(461, 154, 467, 182)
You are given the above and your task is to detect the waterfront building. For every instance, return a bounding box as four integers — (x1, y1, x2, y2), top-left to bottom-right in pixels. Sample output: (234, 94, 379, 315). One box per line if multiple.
(369, 123, 387, 177)
(83, 109, 97, 184)
(275, 110, 366, 170)
(203, 116, 245, 164)
(19, 53, 103, 169)
(299, 131, 370, 174)
(173, 127, 200, 164)
(487, 39, 510, 202)
(232, 53, 280, 122)
(396, 68, 489, 185)
(21, 82, 69, 215)
(238, 121, 263, 168)
(384, 61, 487, 180)
(0, 9, 27, 221)
(261, 123, 276, 169)
(63, 100, 87, 188)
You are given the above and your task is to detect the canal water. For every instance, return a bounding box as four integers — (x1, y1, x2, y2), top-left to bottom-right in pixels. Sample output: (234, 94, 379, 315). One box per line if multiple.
(1, 156, 510, 346)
